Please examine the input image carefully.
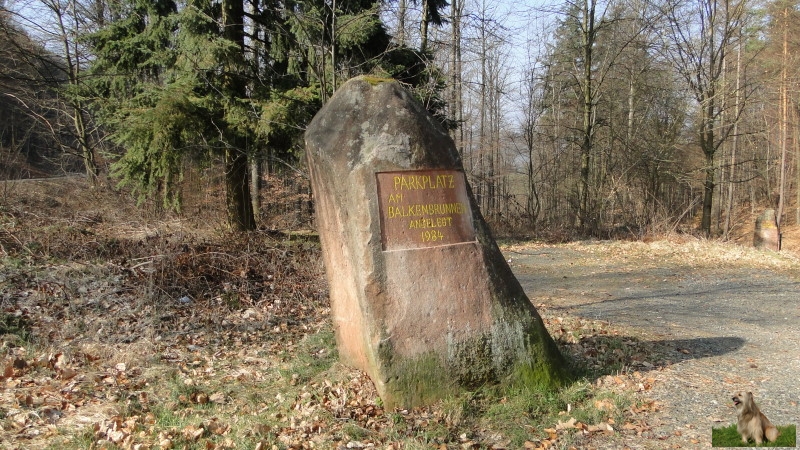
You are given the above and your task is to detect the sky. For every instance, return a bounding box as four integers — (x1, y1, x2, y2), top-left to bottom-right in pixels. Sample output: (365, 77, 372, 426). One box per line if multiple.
(4, 0, 562, 127)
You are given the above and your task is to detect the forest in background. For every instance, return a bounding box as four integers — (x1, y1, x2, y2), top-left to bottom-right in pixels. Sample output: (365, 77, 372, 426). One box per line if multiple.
(2, 0, 800, 240)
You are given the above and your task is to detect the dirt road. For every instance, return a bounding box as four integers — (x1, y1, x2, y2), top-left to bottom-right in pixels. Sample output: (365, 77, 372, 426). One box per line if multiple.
(506, 239, 800, 448)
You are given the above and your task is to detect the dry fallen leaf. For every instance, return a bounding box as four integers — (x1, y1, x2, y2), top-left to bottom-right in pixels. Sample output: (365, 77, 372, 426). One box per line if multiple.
(195, 392, 209, 404)
(588, 422, 614, 434)
(204, 418, 230, 435)
(59, 367, 78, 380)
(594, 398, 616, 411)
(556, 417, 577, 430)
(182, 424, 205, 441)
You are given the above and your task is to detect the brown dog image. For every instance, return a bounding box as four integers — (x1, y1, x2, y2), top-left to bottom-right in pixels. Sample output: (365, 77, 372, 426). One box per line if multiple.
(732, 391, 779, 444)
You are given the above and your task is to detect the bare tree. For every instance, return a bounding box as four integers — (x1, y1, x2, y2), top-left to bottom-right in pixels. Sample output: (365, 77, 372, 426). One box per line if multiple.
(770, 0, 800, 231)
(7, 0, 101, 183)
(448, 0, 464, 154)
(722, 30, 742, 238)
(658, 0, 749, 235)
(519, 57, 546, 228)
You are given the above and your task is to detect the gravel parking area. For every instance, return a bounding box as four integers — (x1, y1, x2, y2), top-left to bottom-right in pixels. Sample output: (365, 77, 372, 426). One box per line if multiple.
(507, 239, 800, 448)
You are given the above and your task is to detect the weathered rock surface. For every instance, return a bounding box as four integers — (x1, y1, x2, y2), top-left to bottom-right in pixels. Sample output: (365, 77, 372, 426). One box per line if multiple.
(305, 76, 567, 408)
(754, 209, 780, 251)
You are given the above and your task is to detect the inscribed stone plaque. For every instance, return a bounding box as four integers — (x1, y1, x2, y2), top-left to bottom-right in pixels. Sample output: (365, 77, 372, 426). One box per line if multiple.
(377, 170, 476, 251)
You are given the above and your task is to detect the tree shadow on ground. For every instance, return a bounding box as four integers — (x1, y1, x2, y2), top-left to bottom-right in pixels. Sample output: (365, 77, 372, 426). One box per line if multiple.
(556, 332, 746, 380)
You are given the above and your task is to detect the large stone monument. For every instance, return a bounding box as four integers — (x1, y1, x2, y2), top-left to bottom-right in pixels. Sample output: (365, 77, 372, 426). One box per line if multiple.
(753, 209, 780, 251)
(305, 76, 567, 408)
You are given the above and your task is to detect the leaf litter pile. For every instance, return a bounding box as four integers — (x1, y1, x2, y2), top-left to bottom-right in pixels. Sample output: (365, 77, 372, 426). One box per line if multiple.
(2, 180, 680, 449)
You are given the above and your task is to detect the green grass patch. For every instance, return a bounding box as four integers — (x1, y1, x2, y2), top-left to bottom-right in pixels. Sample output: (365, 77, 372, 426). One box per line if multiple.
(278, 328, 338, 383)
(0, 312, 33, 343)
(712, 424, 796, 447)
(341, 422, 373, 441)
(48, 427, 96, 450)
(473, 378, 633, 448)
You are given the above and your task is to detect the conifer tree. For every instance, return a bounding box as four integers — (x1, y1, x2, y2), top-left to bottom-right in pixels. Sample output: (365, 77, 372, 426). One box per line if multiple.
(89, 0, 280, 229)
(88, 0, 450, 229)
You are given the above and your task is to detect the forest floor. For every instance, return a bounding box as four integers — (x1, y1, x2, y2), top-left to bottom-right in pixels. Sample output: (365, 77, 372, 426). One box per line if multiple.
(1, 176, 799, 449)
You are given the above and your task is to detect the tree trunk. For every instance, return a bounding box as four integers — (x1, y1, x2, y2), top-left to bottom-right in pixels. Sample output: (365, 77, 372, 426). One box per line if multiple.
(477, 5, 487, 213)
(73, 103, 99, 184)
(724, 36, 741, 239)
(226, 146, 255, 231)
(523, 71, 541, 228)
(699, 88, 717, 235)
(449, 0, 463, 153)
(714, 56, 728, 234)
(776, 5, 788, 231)
(486, 55, 496, 219)
(222, 0, 255, 231)
(701, 151, 715, 235)
(576, 0, 596, 233)
(330, 0, 337, 94)
(796, 118, 800, 225)
(420, 0, 429, 53)
(249, 156, 260, 219)
(397, 0, 407, 46)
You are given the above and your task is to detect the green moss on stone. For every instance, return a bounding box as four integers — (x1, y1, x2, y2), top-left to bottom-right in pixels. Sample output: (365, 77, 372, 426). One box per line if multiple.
(516, 319, 572, 389)
(376, 310, 570, 408)
(381, 352, 457, 408)
(372, 293, 570, 408)
(510, 345, 569, 390)
(447, 334, 496, 388)
(489, 304, 572, 390)
(361, 75, 395, 86)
